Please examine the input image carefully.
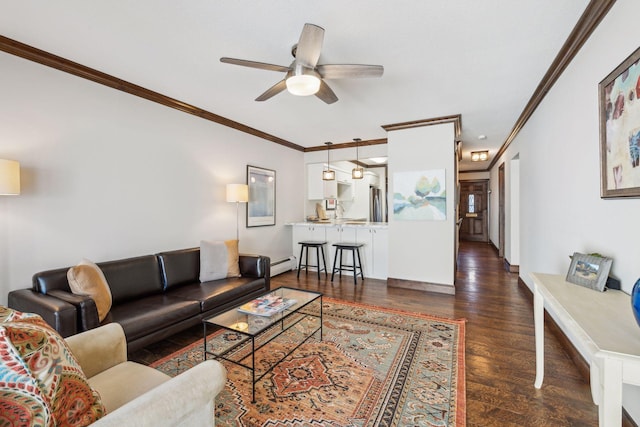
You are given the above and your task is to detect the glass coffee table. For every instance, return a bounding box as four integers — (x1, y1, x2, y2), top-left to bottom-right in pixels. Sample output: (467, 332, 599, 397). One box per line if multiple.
(202, 287, 323, 402)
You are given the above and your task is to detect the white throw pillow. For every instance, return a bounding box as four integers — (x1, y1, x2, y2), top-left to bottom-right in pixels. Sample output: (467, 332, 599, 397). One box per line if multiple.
(200, 239, 240, 282)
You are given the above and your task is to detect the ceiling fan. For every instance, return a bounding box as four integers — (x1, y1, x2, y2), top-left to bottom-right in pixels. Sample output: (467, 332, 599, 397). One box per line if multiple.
(220, 23, 384, 104)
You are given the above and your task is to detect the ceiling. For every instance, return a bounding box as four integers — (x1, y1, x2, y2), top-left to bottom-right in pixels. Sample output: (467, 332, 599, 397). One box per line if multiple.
(0, 1, 590, 171)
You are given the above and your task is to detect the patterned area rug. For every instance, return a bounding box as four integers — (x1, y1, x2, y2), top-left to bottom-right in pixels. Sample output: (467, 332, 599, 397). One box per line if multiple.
(151, 298, 466, 426)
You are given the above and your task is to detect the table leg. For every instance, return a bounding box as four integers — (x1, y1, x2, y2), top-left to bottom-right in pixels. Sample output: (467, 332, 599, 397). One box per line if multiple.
(598, 355, 623, 427)
(534, 285, 544, 389)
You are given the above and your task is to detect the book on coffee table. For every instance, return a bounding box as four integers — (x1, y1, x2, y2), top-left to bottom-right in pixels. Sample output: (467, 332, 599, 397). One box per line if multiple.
(237, 294, 297, 317)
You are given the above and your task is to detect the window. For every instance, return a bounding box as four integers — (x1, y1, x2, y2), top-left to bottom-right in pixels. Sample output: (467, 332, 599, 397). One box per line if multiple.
(468, 194, 475, 213)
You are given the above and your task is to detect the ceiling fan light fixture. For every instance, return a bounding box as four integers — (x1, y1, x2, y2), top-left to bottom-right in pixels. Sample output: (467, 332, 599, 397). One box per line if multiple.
(286, 74, 321, 96)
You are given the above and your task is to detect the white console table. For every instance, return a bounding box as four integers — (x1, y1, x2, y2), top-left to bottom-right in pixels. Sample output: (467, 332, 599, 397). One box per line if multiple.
(532, 273, 640, 427)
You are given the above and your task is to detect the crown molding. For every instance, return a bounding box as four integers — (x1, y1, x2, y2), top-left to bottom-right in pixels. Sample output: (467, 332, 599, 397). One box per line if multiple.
(0, 35, 305, 152)
(304, 138, 387, 152)
(381, 114, 462, 136)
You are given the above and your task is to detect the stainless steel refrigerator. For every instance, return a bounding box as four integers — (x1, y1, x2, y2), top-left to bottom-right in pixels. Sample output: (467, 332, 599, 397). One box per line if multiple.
(370, 187, 383, 222)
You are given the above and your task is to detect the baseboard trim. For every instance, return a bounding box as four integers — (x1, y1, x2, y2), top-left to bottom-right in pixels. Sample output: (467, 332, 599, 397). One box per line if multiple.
(387, 277, 455, 295)
(504, 259, 520, 273)
(518, 277, 638, 427)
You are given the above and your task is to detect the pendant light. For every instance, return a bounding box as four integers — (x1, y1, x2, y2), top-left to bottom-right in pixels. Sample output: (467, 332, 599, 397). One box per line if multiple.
(352, 138, 364, 179)
(322, 142, 335, 180)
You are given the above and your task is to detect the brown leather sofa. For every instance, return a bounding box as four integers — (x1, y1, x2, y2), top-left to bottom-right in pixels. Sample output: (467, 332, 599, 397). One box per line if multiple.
(8, 247, 270, 353)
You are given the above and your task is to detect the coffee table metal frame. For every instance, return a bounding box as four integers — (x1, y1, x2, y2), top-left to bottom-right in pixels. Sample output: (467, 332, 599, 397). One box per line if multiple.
(202, 287, 323, 403)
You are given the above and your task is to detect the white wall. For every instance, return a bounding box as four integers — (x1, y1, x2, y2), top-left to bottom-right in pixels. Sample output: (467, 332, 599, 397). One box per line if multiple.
(387, 123, 456, 288)
(489, 0, 640, 420)
(0, 51, 304, 304)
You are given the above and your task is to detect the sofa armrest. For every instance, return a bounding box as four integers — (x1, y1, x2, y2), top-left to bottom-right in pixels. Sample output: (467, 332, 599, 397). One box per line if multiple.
(91, 360, 226, 427)
(65, 323, 127, 378)
(239, 254, 270, 279)
(8, 289, 78, 337)
(47, 289, 101, 332)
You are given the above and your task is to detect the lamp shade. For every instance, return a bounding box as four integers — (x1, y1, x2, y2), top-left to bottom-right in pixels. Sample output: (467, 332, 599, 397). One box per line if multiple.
(226, 183, 248, 203)
(0, 159, 20, 195)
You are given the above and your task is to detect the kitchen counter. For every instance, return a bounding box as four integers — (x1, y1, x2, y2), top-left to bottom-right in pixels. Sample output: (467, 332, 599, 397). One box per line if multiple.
(289, 221, 388, 279)
(287, 220, 388, 229)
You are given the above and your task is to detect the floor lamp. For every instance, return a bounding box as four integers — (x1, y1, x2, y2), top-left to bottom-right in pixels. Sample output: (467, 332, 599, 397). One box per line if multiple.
(226, 183, 248, 241)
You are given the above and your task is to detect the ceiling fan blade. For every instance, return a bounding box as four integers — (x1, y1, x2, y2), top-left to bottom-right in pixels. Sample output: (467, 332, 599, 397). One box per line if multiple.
(220, 57, 289, 73)
(255, 79, 287, 101)
(317, 64, 384, 79)
(315, 80, 338, 104)
(295, 23, 324, 68)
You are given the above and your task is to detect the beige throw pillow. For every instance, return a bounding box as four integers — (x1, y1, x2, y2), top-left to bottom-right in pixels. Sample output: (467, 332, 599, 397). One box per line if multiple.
(67, 259, 113, 322)
(200, 239, 240, 282)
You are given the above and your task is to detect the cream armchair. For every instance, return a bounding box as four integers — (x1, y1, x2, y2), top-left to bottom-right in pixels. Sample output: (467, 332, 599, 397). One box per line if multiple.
(65, 323, 226, 427)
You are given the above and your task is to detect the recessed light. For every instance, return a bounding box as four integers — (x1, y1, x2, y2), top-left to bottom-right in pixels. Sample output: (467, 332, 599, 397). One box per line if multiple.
(478, 135, 487, 140)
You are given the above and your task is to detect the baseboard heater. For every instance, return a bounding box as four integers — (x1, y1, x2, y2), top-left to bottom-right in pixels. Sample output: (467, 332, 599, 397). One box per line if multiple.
(270, 256, 296, 277)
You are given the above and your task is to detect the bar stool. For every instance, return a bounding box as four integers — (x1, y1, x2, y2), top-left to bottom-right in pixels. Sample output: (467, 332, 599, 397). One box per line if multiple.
(297, 241, 328, 279)
(331, 242, 365, 285)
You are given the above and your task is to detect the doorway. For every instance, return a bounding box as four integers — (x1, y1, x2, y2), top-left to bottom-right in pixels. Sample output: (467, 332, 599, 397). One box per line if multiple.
(459, 180, 489, 242)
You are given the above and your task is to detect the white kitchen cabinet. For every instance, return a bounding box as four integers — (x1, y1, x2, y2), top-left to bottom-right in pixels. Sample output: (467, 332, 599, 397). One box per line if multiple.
(307, 163, 325, 200)
(292, 225, 327, 272)
(356, 227, 388, 280)
(326, 226, 356, 272)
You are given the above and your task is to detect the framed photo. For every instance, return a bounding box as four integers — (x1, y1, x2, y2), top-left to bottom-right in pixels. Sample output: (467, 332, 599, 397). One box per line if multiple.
(325, 198, 336, 210)
(246, 165, 275, 227)
(566, 252, 612, 292)
(599, 46, 640, 198)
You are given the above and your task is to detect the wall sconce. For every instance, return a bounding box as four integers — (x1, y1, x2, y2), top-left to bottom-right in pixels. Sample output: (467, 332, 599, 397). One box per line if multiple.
(352, 138, 364, 179)
(322, 142, 335, 181)
(471, 151, 489, 162)
(226, 183, 248, 241)
(0, 159, 20, 195)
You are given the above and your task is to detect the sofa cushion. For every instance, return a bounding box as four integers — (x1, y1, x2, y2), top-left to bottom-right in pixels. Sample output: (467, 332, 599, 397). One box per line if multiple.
(102, 295, 201, 341)
(157, 248, 200, 290)
(199, 240, 240, 282)
(67, 259, 112, 322)
(167, 277, 266, 313)
(98, 255, 164, 305)
(0, 306, 105, 426)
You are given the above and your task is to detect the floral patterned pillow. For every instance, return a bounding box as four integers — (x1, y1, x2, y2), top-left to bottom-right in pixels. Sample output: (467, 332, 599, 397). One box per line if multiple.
(0, 306, 105, 426)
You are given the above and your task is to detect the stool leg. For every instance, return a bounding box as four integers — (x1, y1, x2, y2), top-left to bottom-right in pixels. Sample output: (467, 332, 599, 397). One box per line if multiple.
(356, 248, 364, 281)
(351, 248, 357, 285)
(331, 248, 339, 282)
(315, 246, 321, 280)
(339, 248, 343, 278)
(297, 244, 304, 278)
(320, 245, 327, 277)
(305, 245, 310, 276)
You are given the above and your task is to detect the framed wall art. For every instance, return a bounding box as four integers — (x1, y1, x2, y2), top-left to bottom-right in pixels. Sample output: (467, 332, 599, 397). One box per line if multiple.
(599, 45, 640, 198)
(246, 165, 275, 227)
(566, 252, 612, 292)
(392, 169, 446, 221)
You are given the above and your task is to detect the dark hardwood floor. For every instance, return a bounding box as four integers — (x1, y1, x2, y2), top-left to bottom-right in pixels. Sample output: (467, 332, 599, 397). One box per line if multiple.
(131, 241, 599, 426)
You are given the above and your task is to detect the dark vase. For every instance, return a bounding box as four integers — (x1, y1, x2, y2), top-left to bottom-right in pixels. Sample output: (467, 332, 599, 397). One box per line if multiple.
(632, 278, 640, 327)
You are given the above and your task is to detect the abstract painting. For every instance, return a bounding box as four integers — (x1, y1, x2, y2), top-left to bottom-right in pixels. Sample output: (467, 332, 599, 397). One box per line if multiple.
(247, 165, 275, 227)
(393, 169, 446, 220)
(599, 45, 640, 197)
